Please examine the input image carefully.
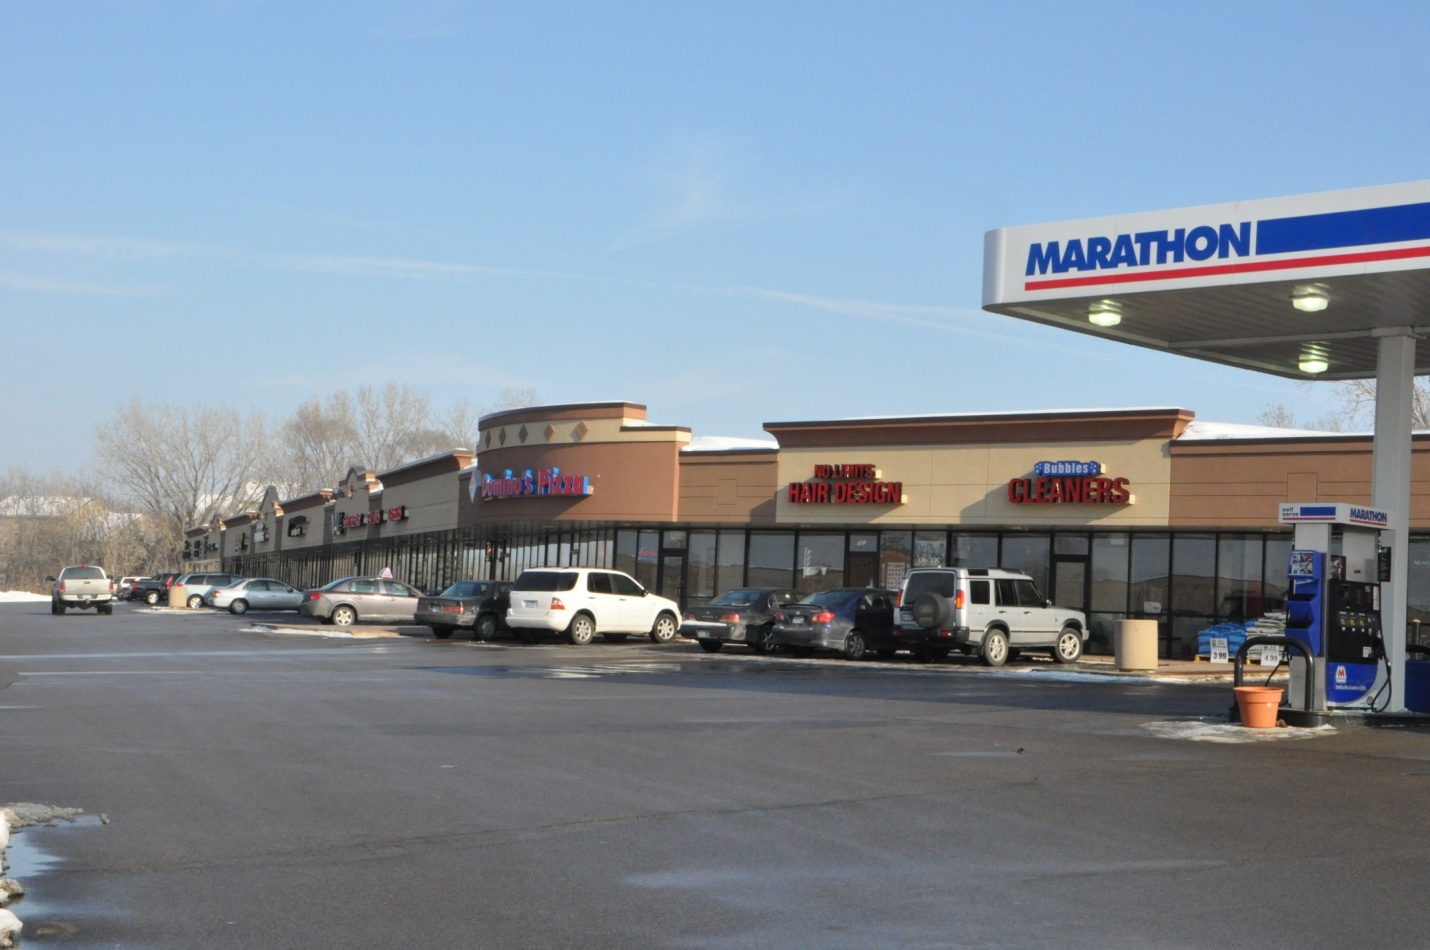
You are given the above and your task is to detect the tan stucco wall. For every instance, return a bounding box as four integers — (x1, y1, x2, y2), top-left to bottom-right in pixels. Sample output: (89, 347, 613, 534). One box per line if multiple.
(378, 470, 460, 536)
(774, 440, 1172, 527)
(678, 453, 779, 524)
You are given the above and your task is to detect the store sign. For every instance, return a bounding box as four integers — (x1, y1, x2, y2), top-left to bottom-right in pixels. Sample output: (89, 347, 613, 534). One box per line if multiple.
(481, 468, 593, 500)
(287, 515, 307, 538)
(787, 463, 903, 505)
(387, 505, 407, 522)
(1008, 461, 1131, 504)
(254, 522, 269, 543)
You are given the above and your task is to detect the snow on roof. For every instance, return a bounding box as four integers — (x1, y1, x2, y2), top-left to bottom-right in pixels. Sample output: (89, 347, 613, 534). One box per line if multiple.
(0, 495, 95, 517)
(829, 406, 1191, 423)
(1176, 421, 1361, 440)
(682, 436, 780, 453)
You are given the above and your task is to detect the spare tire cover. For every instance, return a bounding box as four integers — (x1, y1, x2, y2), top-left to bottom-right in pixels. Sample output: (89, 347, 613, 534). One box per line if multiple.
(912, 592, 951, 630)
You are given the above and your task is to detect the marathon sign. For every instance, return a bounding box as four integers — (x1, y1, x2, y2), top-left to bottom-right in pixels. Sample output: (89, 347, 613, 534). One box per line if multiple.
(985, 180, 1430, 301)
(482, 468, 593, 500)
(787, 463, 903, 505)
(1008, 462, 1131, 505)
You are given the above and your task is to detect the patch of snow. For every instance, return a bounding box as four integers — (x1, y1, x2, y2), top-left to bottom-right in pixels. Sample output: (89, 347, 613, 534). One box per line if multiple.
(0, 593, 48, 603)
(2, 804, 84, 830)
(242, 624, 354, 639)
(1178, 420, 1352, 440)
(0, 906, 19, 947)
(682, 436, 779, 453)
(1143, 720, 1335, 743)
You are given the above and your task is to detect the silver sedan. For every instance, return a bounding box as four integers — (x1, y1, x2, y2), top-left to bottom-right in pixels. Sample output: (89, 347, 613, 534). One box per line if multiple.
(210, 578, 305, 615)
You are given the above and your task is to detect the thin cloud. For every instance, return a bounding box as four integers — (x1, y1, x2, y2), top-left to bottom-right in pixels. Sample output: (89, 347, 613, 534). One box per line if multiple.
(0, 270, 163, 298)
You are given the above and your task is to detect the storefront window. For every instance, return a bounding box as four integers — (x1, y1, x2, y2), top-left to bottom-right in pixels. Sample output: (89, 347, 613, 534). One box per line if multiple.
(848, 534, 878, 589)
(1001, 534, 1051, 594)
(663, 530, 687, 550)
(880, 532, 912, 590)
(1216, 534, 1264, 621)
(797, 533, 845, 595)
(1091, 533, 1129, 613)
(1408, 537, 1430, 643)
(950, 533, 998, 569)
(1171, 534, 1216, 617)
(1262, 535, 1293, 612)
(635, 530, 660, 590)
(717, 531, 746, 594)
(687, 531, 718, 603)
(1130, 534, 1170, 617)
(615, 530, 638, 577)
(747, 533, 795, 589)
(913, 531, 946, 568)
(1054, 534, 1090, 557)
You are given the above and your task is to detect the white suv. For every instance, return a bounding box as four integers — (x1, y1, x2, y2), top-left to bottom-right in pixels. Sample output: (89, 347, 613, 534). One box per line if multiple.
(895, 567, 1087, 666)
(505, 568, 682, 645)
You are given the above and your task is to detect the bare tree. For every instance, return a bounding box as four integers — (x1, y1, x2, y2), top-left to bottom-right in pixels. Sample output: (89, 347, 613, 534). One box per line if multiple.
(353, 383, 435, 472)
(278, 391, 360, 491)
(95, 401, 274, 553)
(1323, 378, 1430, 431)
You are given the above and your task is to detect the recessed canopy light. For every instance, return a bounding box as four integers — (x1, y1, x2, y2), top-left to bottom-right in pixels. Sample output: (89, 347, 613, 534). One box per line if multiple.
(1292, 284, 1330, 313)
(1088, 299, 1122, 327)
(1299, 343, 1329, 374)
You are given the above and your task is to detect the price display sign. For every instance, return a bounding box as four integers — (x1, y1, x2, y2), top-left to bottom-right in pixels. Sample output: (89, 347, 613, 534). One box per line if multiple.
(1209, 637, 1229, 664)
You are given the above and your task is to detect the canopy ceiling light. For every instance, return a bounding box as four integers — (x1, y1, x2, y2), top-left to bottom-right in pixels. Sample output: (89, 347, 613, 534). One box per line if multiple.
(1087, 299, 1122, 327)
(1298, 343, 1330, 375)
(1291, 283, 1330, 313)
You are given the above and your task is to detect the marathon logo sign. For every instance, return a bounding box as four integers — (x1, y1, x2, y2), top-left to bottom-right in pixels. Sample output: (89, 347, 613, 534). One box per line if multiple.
(1008, 463, 1131, 505)
(787, 463, 904, 505)
(1027, 223, 1251, 276)
(482, 468, 593, 500)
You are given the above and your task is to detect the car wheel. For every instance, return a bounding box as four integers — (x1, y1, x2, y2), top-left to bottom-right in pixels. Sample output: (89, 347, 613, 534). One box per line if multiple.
(187, 594, 204, 609)
(99, 604, 113, 615)
(843, 631, 866, 661)
(601, 633, 629, 643)
(981, 629, 1010, 667)
(567, 613, 595, 645)
(875, 648, 897, 659)
(50, 599, 59, 615)
(475, 614, 498, 641)
(698, 640, 724, 653)
(1053, 626, 1084, 663)
(331, 605, 357, 627)
(750, 624, 776, 654)
(432, 625, 454, 639)
(145, 590, 160, 605)
(649, 612, 678, 644)
(229, 599, 249, 615)
(55, 601, 66, 614)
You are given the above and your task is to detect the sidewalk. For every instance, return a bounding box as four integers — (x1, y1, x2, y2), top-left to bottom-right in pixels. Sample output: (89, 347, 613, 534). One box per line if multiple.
(1074, 654, 1289, 682)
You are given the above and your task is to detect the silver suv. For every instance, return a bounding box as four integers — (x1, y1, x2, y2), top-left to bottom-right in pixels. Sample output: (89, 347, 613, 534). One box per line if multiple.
(895, 568, 1087, 666)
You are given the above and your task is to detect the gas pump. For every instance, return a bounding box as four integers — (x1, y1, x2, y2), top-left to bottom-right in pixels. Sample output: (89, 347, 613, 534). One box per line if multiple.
(1279, 503, 1389, 713)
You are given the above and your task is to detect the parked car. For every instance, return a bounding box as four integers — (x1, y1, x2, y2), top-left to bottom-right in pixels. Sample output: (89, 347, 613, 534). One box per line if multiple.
(209, 577, 305, 615)
(505, 568, 682, 645)
(173, 572, 246, 608)
(771, 588, 898, 660)
(415, 581, 514, 639)
(680, 588, 800, 653)
(48, 565, 115, 615)
(894, 567, 1087, 666)
(115, 576, 149, 601)
(298, 577, 423, 626)
(133, 573, 181, 606)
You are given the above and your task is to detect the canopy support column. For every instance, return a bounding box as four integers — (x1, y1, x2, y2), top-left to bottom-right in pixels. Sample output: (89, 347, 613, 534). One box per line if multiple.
(1372, 327, 1416, 714)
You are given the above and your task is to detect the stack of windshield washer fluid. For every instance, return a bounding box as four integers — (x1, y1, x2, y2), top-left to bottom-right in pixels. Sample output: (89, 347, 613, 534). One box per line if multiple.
(1196, 612, 1286, 661)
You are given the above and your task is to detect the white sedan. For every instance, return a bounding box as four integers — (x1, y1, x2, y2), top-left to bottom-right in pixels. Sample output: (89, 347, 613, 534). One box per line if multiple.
(209, 578, 305, 615)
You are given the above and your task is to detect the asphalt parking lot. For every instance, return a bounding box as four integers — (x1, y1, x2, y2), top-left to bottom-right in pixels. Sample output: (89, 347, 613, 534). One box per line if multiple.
(4, 599, 1430, 948)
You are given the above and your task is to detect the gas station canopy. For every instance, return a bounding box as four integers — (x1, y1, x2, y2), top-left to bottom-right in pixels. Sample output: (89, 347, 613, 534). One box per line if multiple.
(982, 180, 1430, 380)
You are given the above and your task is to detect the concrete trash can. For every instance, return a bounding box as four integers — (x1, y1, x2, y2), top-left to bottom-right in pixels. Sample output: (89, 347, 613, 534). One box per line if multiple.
(167, 584, 187, 608)
(1115, 619, 1159, 671)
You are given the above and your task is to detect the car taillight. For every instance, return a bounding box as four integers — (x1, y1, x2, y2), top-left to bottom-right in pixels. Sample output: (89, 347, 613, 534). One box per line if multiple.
(682, 611, 694, 620)
(720, 613, 741, 623)
(550, 597, 565, 610)
(165, 577, 176, 588)
(774, 610, 786, 622)
(954, 589, 966, 609)
(306, 591, 321, 601)
(812, 611, 835, 624)
(894, 591, 902, 608)
(60, 581, 67, 592)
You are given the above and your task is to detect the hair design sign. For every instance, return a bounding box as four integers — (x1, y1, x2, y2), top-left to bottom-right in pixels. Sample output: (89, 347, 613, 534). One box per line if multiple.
(787, 463, 904, 505)
(482, 468, 593, 500)
(1008, 460, 1131, 504)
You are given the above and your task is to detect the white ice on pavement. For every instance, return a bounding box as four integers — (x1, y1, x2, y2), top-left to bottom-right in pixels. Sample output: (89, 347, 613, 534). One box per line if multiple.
(0, 592, 49, 603)
(1143, 720, 1335, 743)
(241, 624, 354, 639)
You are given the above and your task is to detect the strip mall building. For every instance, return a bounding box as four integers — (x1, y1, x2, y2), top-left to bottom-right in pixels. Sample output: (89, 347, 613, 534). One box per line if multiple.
(186, 400, 1430, 658)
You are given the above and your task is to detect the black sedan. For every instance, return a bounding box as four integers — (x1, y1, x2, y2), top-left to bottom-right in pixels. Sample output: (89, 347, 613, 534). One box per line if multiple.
(680, 588, 800, 653)
(771, 588, 898, 660)
(415, 581, 513, 640)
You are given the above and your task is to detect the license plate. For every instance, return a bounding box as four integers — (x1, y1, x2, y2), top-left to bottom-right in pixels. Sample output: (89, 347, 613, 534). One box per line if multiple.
(792, 616, 805, 625)
(900, 611, 912, 622)
(523, 599, 537, 608)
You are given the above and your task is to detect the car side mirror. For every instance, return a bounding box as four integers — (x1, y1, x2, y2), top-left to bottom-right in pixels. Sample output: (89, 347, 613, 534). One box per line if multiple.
(642, 589, 650, 597)
(45, 575, 56, 582)
(1044, 600, 1053, 608)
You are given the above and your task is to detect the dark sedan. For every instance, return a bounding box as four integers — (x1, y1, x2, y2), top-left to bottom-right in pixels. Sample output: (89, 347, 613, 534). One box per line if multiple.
(771, 588, 898, 660)
(680, 588, 800, 653)
(415, 581, 513, 639)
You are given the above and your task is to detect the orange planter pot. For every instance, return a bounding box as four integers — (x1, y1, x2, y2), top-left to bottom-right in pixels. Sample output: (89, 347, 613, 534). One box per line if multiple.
(1234, 686, 1284, 729)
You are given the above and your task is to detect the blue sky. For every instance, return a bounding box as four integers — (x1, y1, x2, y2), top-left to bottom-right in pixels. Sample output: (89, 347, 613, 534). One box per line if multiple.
(5, 1, 1429, 471)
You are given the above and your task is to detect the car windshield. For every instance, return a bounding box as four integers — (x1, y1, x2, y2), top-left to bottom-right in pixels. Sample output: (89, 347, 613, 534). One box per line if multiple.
(903, 572, 956, 599)
(441, 582, 490, 598)
(710, 590, 763, 607)
(798, 590, 856, 608)
(513, 571, 579, 592)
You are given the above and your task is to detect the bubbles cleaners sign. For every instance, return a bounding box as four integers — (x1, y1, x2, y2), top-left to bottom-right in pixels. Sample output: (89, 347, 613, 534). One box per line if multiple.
(1008, 461, 1131, 505)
